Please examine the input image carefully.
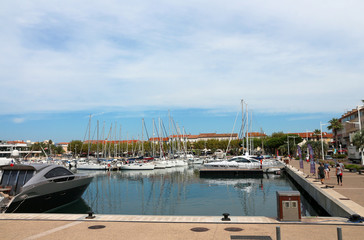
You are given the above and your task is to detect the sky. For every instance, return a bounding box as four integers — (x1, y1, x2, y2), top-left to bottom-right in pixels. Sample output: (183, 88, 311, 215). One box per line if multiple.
(1, 0, 364, 143)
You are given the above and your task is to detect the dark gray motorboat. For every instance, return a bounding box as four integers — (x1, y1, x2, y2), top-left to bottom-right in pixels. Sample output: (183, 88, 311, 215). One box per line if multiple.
(0, 164, 93, 213)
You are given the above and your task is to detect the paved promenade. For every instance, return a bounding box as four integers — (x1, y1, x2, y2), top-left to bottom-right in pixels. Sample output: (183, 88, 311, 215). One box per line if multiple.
(287, 159, 364, 216)
(1, 161, 364, 240)
(1, 213, 364, 240)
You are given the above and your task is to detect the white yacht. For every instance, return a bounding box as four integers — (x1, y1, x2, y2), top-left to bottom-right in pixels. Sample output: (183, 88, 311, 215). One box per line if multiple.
(76, 159, 111, 170)
(119, 162, 155, 170)
(203, 155, 284, 171)
(203, 156, 261, 169)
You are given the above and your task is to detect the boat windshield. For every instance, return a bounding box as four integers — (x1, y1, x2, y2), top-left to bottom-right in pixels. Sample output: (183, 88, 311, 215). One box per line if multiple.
(44, 167, 73, 179)
(228, 157, 251, 163)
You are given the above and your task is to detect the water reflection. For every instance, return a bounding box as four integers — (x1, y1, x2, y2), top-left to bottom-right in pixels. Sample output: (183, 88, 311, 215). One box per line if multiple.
(71, 167, 319, 217)
(47, 198, 91, 214)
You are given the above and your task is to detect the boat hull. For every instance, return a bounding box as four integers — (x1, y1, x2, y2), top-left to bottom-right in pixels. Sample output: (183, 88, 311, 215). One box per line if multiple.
(5, 177, 93, 213)
(120, 163, 155, 170)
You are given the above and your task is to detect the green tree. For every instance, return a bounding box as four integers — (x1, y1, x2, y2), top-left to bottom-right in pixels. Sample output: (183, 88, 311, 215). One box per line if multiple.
(55, 146, 65, 155)
(313, 129, 321, 141)
(352, 129, 364, 163)
(302, 140, 328, 160)
(68, 140, 83, 157)
(31, 142, 47, 156)
(327, 118, 343, 148)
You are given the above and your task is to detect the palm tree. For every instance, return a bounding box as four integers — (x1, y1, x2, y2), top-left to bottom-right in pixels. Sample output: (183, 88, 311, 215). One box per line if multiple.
(313, 129, 321, 141)
(327, 118, 343, 149)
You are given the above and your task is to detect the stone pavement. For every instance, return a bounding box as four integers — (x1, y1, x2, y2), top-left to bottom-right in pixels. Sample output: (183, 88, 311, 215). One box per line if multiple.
(287, 159, 364, 210)
(1, 214, 364, 240)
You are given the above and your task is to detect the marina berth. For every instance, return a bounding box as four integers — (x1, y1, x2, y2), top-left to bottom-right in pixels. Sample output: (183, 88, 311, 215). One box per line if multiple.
(0, 164, 93, 213)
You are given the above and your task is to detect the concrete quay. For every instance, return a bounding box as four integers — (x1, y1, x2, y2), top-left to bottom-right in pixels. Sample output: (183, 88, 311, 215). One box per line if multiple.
(286, 159, 364, 217)
(1, 213, 364, 240)
(1, 160, 364, 240)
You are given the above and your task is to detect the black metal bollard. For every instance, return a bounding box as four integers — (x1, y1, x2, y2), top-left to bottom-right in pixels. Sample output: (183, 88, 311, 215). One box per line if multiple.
(276, 226, 281, 240)
(86, 211, 95, 219)
(221, 213, 231, 221)
(337, 227, 342, 240)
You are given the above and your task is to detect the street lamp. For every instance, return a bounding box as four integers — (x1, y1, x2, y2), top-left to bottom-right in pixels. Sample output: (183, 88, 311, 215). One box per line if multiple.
(320, 122, 328, 160)
(359, 105, 363, 165)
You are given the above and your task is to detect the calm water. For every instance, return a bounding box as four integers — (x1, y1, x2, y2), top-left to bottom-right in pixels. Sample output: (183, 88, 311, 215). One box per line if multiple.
(51, 166, 320, 217)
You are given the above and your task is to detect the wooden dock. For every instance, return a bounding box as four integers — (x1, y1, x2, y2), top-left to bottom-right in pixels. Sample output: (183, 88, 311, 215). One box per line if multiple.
(199, 168, 263, 178)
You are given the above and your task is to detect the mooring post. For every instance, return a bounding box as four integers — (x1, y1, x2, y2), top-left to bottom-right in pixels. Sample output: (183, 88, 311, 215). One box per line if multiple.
(337, 227, 342, 240)
(276, 226, 281, 240)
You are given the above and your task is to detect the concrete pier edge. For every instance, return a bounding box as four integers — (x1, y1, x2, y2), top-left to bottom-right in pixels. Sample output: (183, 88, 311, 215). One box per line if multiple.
(284, 163, 364, 218)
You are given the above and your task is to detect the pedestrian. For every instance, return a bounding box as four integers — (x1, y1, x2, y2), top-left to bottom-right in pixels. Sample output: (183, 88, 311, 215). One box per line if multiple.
(318, 163, 325, 184)
(339, 160, 345, 171)
(324, 161, 330, 179)
(336, 163, 343, 186)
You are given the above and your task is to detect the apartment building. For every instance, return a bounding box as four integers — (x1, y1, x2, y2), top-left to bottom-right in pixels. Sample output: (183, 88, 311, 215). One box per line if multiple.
(337, 106, 364, 147)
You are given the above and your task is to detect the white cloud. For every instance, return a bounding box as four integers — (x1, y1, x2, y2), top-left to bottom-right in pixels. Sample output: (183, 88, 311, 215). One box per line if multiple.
(12, 117, 25, 123)
(1, 0, 364, 116)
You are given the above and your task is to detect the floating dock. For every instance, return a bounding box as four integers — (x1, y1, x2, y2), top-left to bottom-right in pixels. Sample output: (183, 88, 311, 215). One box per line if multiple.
(199, 168, 264, 178)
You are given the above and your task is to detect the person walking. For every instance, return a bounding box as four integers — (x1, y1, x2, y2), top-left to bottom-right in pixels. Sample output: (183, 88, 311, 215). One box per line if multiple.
(318, 163, 325, 184)
(339, 160, 345, 171)
(324, 161, 330, 179)
(336, 163, 343, 186)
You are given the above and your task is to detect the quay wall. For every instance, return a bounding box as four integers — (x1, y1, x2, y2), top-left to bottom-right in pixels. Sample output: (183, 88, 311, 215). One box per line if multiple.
(285, 165, 355, 217)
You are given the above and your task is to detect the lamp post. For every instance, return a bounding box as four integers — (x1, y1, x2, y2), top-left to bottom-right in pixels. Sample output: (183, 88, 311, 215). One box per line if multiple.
(356, 105, 363, 165)
(320, 122, 328, 160)
(340, 144, 342, 155)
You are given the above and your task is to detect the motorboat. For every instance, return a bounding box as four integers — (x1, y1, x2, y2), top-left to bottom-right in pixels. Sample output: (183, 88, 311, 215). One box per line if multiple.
(0, 164, 93, 213)
(203, 155, 284, 171)
(0, 158, 14, 166)
(203, 156, 261, 169)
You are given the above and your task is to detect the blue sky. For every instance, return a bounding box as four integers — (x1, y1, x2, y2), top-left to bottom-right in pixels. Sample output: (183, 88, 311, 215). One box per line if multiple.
(1, 0, 363, 143)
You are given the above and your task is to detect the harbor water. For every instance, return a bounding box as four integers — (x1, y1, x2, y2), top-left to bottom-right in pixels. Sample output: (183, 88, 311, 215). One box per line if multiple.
(50, 166, 321, 217)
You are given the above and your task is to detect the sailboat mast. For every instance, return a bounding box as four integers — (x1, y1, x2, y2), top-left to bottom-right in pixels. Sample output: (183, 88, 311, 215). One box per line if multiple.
(142, 118, 145, 157)
(119, 125, 122, 158)
(241, 99, 244, 155)
(97, 120, 99, 161)
(250, 112, 253, 154)
(246, 105, 249, 155)
(152, 119, 155, 157)
(87, 114, 91, 160)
